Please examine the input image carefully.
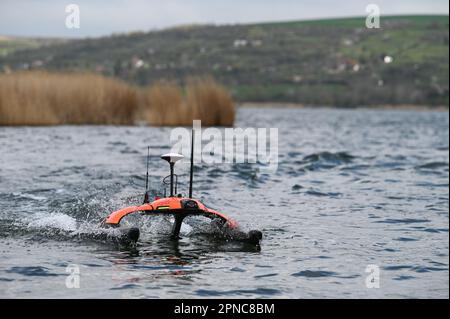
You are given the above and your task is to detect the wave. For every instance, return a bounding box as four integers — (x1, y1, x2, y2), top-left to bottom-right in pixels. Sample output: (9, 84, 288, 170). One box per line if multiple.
(295, 151, 356, 171)
(302, 151, 355, 163)
(6, 266, 63, 277)
(415, 162, 449, 170)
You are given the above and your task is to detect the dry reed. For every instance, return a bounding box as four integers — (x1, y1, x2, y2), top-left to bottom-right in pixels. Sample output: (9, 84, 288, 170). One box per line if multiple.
(141, 77, 235, 126)
(0, 71, 137, 125)
(186, 77, 235, 126)
(0, 71, 235, 126)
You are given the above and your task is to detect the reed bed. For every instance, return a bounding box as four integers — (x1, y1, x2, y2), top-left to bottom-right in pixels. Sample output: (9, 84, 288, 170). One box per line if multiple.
(0, 71, 235, 126)
(186, 77, 235, 127)
(141, 77, 235, 126)
(0, 71, 137, 125)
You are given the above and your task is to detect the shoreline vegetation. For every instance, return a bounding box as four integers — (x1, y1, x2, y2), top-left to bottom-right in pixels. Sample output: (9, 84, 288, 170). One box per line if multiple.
(238, 102, 449, 111)
(0, 71, 235, 126)
(0, 70, 446, 127)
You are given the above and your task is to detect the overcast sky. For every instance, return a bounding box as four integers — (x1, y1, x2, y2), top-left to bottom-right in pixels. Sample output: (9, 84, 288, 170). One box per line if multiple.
(0, 0, 448, 38)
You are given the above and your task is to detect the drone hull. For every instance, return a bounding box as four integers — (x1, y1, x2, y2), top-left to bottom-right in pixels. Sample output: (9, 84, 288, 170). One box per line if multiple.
(103, 197, 262, 245)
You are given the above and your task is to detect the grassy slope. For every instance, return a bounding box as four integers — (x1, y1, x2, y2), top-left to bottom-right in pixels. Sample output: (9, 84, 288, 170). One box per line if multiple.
(0, 15, 448, 106)
(0, 37, 69, 57)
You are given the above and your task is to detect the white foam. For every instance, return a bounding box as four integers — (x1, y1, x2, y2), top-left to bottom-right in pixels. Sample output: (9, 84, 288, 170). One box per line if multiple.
(180, 222, 193, 234)
(27, 213, 77, 232)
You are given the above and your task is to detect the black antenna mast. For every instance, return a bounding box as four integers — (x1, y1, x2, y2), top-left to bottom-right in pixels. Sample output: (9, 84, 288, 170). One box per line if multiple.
(143, 146, 150, 203)
(188, 128, 194, 198)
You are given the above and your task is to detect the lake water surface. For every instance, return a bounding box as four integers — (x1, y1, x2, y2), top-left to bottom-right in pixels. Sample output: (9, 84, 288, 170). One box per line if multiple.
(0, 108, 448, 298)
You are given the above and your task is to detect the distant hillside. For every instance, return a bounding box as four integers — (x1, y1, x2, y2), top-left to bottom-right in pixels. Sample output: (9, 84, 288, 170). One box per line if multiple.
(0, 36, 69, 57)
(1, 15, 448, 107)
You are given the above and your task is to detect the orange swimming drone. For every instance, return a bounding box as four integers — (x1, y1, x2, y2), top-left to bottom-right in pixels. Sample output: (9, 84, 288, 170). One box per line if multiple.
(102, 130, 262, 246)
